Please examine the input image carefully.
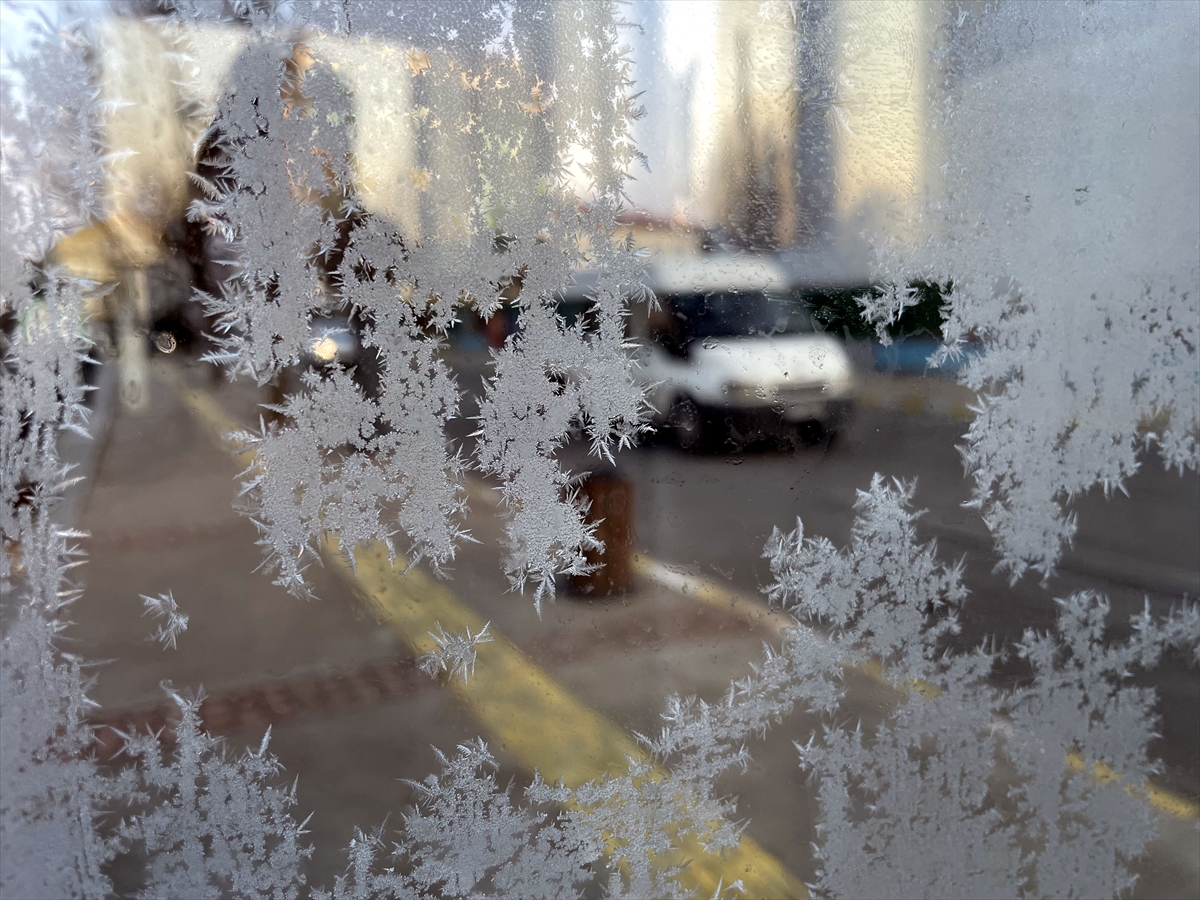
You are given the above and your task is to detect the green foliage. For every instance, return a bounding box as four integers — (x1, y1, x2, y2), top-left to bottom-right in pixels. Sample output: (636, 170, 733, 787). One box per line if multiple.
(804, 279, 951, 341)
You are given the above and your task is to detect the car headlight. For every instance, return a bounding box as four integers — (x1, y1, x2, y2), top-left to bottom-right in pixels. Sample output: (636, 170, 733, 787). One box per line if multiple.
(311, 336, 339, 363)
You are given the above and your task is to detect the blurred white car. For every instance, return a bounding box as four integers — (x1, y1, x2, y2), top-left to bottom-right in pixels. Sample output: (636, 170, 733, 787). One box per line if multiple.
(630, 254, 857, 450)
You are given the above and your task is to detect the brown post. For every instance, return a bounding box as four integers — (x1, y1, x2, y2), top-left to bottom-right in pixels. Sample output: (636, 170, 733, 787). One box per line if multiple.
(570, 471, 635, 596)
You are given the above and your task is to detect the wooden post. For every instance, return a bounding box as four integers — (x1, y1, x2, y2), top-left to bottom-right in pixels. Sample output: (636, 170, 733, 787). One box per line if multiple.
(570, 471, 635, 596)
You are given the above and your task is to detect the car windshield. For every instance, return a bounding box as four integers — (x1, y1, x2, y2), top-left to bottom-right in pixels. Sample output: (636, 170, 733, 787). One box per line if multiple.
(666, 290, 813, 340)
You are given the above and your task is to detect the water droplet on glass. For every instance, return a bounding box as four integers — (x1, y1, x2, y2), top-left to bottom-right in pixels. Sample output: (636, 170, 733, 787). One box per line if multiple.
(154, 332, 177, 354)
(701, 336, 718, 350)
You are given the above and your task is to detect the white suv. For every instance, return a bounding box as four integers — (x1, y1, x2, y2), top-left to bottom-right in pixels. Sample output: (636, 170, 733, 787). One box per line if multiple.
(630, 254, 857, 450)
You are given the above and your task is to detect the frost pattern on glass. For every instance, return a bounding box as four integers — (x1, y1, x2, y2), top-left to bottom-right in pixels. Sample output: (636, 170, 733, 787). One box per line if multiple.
(862, 1, 1200, 581)
(141, 591, 189, 650)
(4, 4, 1199, 899)
(190, 5, 650, 605)
(1, 19, 118, 896)
(762, 478, 1199, 898)
(315, 738, 606, 900)
(307, 479, 1199, 899)
(1, 608, 120, 900)
(118, 693, 311, 900)
(0, 16, 311, 899)
(417, 622, 492, 685)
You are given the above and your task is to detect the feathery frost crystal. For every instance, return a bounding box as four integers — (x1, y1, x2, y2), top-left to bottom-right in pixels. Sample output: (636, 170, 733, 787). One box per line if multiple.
(2, 2, 1198, 898)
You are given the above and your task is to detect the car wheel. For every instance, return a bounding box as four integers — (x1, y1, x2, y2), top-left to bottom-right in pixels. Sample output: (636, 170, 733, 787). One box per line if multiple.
(669, 397, 712, 452)
(793, 420, 825, 448)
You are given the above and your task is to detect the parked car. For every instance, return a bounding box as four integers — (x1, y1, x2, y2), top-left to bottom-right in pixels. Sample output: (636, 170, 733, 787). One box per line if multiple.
(630, 254, 857, 450)
(267, 307, 380, 411)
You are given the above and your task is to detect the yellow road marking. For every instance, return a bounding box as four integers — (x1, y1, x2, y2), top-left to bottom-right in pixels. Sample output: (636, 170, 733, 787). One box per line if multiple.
(1066, 751, 1200, 821)
(327, 535, 639, 782)
(330, 537, 808, 899)
(162, 359, 1198, 881)
(160, 362, 809, 899)
(158, 365, 257, 466)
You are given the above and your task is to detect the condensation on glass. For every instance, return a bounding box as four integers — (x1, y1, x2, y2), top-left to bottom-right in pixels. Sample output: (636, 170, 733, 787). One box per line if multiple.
(1, 2, 1197, 899)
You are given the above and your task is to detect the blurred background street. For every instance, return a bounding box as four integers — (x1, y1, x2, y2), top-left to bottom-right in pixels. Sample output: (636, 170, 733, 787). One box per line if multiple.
(57, 345, 1199, 894)
(5, 0, 1196, 895)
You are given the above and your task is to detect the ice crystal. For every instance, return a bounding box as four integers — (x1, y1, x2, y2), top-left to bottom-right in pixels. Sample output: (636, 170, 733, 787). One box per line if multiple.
(0, 606, 125, 900)
(2, 14, 309, 899)
(4, 5, 1199, 900)
(863, 1, 1200, 581)
(189, 2, 651, 605)
(1, 17, 121, 895)
(141, 591, 189, 651)
(764, 474, 967, 672)
(316, 740, 602, 900)
(118, 691, 311, 900)
(764, 477, 1200, 898)
(417, 622, 492, 685)
(570, 474, 1200, 899)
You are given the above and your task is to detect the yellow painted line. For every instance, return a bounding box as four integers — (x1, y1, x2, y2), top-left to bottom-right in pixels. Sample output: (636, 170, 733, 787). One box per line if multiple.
(157, 364, 257, 466)
(329, 535, 639, 781)
(635, 549, 1200, 823)
(1144, 783, 1200, 821)
(331, 537, 809, 900)
(1066, 750, 1200, 821)
(159, 362, 809, 899)
(950, 400, 974, 423)
(898, 392, 928, 415)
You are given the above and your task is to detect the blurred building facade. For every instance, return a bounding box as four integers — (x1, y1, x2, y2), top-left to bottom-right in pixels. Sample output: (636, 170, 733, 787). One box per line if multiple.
(45, 0, 947, 288)
(627, 0, 942, 256)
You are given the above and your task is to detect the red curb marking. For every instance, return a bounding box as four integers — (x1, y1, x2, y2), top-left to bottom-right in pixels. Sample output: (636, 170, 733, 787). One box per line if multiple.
(88, 658, 426, 762)
(84, 522, 249, 555)
(86, 588, 765, 764)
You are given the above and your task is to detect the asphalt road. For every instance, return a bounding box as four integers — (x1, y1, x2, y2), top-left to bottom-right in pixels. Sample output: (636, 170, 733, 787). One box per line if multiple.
(614, 405, 1200, 795)
(447, 347, 1200, 795)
